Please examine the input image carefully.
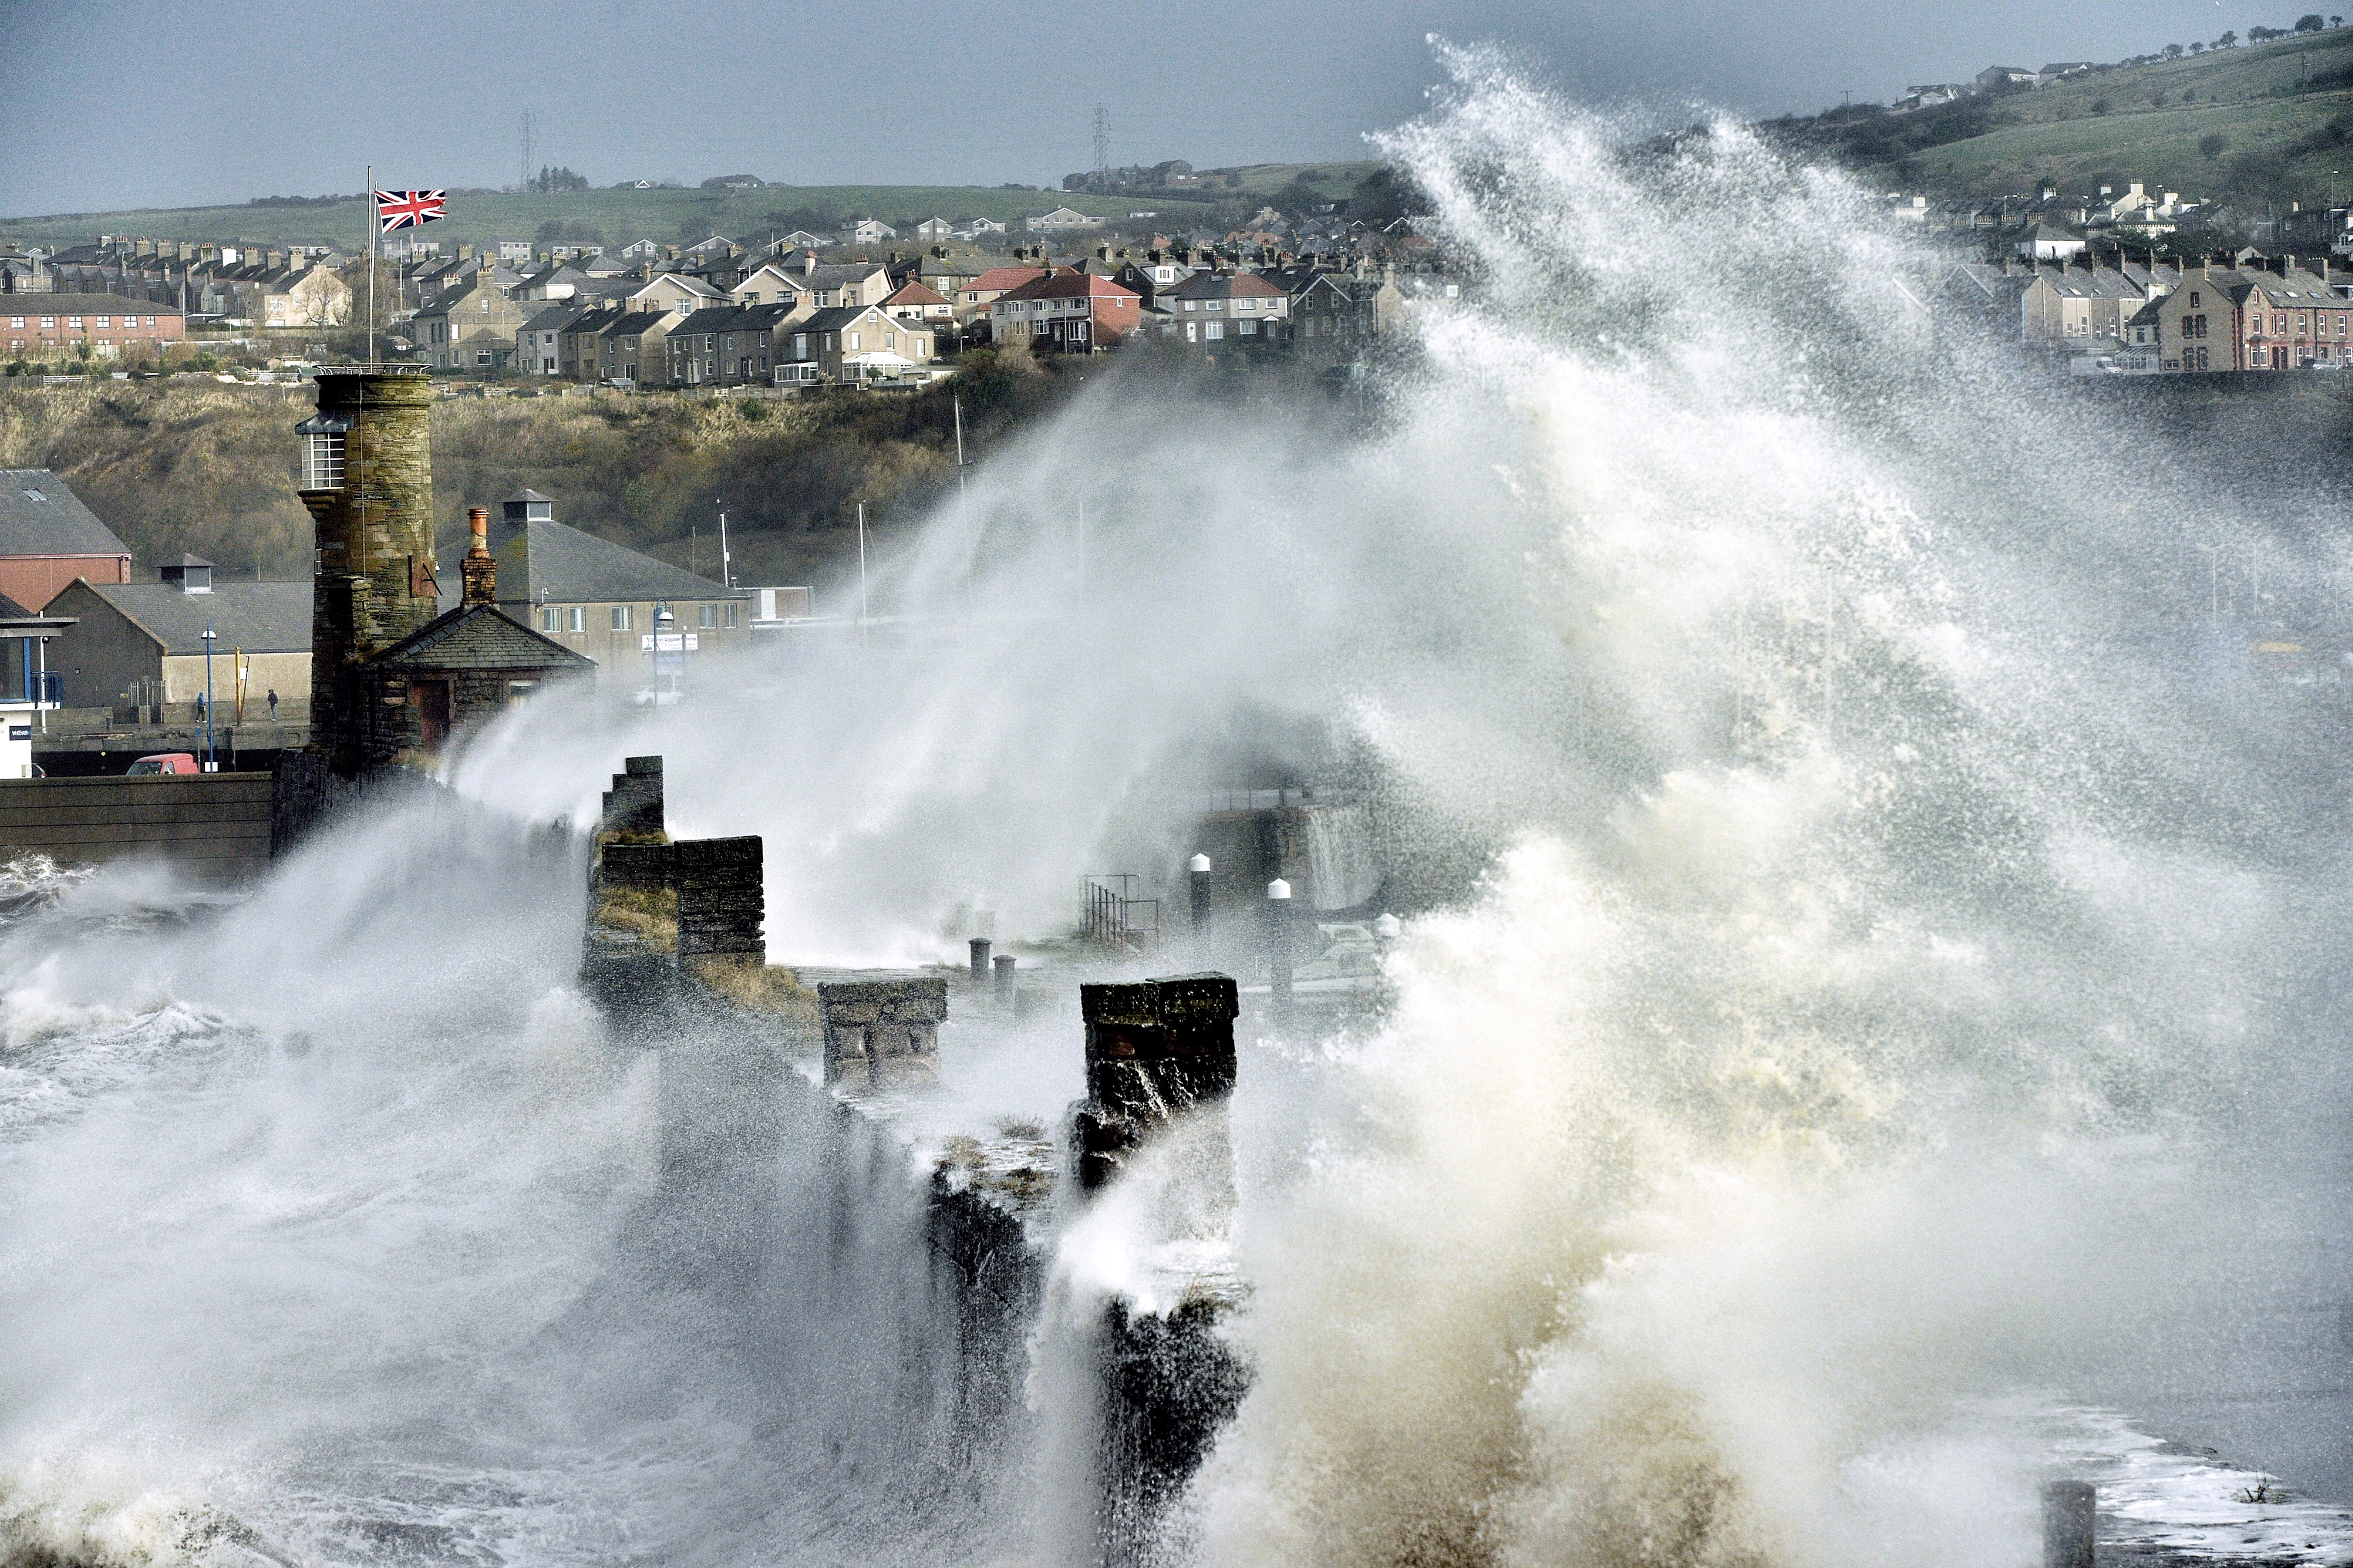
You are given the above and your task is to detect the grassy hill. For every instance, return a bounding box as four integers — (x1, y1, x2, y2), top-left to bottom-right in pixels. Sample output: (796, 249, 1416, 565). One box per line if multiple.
(0, 358, 1082, 593)
(0, 162, 1385, 253)
(1791, 26, 2353, 204)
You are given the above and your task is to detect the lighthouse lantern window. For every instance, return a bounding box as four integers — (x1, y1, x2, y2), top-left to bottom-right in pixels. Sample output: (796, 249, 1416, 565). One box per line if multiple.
(294, 409, 354, 491)
(302, 432, 345, 490)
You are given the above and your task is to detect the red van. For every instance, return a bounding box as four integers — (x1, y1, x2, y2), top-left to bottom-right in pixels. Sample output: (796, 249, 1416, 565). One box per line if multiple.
(125, 753, 200, 776)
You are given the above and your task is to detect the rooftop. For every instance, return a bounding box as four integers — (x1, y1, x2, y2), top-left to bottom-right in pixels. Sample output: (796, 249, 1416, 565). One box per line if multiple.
(0, 471, 133, 560)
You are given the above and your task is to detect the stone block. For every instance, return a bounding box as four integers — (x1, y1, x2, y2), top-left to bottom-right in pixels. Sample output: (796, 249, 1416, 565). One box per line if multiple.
(1074, 973, 1238, 1191)
(818, 978, 948, 1089)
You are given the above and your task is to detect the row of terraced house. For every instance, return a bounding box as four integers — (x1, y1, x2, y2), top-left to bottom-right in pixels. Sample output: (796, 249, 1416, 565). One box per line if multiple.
(1947, 252, 2353, 374)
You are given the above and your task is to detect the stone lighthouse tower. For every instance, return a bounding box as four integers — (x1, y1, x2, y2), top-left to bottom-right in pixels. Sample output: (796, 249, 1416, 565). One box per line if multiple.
(295, 366, 440, 775)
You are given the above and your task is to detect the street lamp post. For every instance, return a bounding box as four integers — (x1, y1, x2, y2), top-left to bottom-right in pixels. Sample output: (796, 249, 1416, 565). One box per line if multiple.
(1189, 853, 1212, 963)
(654, 603, 677, 702)
(200, 623, 217, 771)
(1267, 877, 1294, 1024)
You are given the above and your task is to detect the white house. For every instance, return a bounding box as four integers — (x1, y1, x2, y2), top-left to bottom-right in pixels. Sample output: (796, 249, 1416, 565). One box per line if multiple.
(2018, 221, 2088, 261)
(1025, 207, 1102, 232)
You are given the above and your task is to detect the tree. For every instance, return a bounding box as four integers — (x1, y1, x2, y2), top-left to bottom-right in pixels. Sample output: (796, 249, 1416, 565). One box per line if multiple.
(2166, 42, 2185, 57)
(2092, 97, 2113, 114)
(2192, 40, 2206, 52)
(535, 218, 603, 247)
(2296, 13, 2326, 30)
(527, 165, 589, 193)
(2218, 29, 2238, 45)
(2200, 131, 2231, 156)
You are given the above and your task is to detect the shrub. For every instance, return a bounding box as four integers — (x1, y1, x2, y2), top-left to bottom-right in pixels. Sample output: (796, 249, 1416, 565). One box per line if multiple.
(2092, 98, 2113, 114)
(2200, 132, 2231, 156)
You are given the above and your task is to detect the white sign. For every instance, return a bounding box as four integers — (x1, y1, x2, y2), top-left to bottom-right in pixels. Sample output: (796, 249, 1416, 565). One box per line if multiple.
(640, 633, 699, 653)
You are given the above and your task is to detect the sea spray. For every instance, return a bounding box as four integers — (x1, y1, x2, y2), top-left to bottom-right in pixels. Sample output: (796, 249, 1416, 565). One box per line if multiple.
(1, 47, 2349, 1568)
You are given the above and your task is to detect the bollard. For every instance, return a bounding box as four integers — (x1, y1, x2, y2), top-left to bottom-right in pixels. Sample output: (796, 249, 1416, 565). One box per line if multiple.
(993, 952, 1017, 1002)
(1189, 853, 1213, 962)
(1266, 878, 1294, 1021)
(2042, 1479, 2095, 1568)
(969, 937, 992, 984)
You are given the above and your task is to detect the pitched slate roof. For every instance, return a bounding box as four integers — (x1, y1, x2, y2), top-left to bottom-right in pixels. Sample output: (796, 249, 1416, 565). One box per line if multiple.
(368, 601, 596, 674)
(475, 512, 738, 607)
(74, 582, 311, 654)
(1164, 270, 1280, 302)
(519, 303, 590, 333)
(0, 471, 133, 558)
(997, 269, 1140, 302)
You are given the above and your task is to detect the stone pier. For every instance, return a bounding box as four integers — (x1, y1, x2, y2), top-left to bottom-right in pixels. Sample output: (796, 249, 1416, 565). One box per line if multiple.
(1071, 973, 1240, 1192)
(571, 765, 1248, 1564)
(581, 754, 765, 1013)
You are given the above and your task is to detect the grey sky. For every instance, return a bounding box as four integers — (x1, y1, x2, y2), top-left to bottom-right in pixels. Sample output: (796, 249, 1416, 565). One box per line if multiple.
(0, 0, 2304, 216)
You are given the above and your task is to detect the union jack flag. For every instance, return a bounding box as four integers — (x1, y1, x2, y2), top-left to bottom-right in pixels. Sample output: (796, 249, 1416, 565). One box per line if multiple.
(374, 189, 446, 232)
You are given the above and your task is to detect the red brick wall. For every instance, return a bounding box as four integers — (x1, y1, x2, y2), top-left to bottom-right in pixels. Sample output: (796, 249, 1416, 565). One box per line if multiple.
(0, 557, 133, 612)
(1093, 293, 1141, 346)
(4, 303, 185, 358)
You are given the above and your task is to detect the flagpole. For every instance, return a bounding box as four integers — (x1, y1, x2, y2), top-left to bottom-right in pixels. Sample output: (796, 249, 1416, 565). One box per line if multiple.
(367, 166, 377, 365)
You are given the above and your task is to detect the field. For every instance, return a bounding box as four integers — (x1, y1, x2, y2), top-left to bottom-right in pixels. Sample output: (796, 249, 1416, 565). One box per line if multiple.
(0, 162, 1386, 254)
(1803, 26, 2353, 202)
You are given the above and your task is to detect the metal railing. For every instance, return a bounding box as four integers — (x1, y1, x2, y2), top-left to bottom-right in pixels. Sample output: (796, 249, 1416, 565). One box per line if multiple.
(1179, 787, 1356, 814)
(1082, 874, 1160, 952)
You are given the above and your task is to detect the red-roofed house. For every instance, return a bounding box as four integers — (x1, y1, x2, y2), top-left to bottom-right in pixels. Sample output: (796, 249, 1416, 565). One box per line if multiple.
(884, 281, 954, 324)
(988, 268, 1141, 354)
(952, 266, 1046, 323)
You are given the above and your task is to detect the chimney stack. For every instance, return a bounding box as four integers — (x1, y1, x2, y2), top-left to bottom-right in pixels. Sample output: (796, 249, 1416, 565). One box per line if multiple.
(462, 507, 497, 606)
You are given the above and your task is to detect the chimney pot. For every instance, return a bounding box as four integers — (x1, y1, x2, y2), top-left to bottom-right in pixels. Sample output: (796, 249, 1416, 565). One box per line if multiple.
(462, 507, 497, 607)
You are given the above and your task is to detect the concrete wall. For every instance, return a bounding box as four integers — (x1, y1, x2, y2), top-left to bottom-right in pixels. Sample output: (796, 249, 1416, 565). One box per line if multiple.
(161, 650, 309, 706)
(0, 771, 273, 877)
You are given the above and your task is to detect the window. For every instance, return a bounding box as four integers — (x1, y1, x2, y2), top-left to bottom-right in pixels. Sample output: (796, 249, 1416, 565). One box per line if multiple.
(1205, 321, 1224, 340)
(68, 317, 82, 328)
(145, 316, 156, 328)
(725, 603, 739, 628)
(7, 317, 18, 329)
(611, 606, 632, 630)
(697, 604, 716, 628)
(541, 607, 560, 631)
(568, 607, 586, 631)
(302, 432, 345, 490)
(95, 316, 110, 328)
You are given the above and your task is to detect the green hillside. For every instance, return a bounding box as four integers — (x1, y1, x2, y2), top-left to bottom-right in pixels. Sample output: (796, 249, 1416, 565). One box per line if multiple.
(1800, 26, 2353, 203)
(0, 161, 1385, 253)
(0, 183, 1206, 253)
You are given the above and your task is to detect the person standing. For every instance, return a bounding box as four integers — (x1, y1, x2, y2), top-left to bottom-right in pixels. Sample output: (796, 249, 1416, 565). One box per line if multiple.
(266, 688, 279, 721)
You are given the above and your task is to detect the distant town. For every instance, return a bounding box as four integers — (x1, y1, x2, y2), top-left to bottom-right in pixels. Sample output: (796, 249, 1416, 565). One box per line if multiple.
(6, 18, 2353, 401)
(0, 184, 1448, 393)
